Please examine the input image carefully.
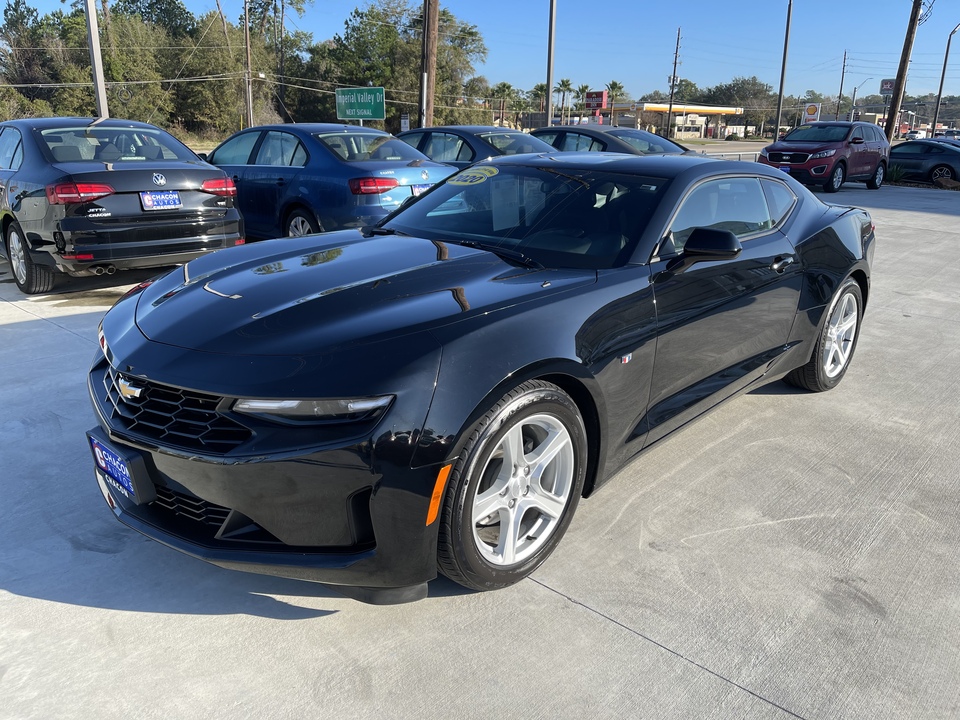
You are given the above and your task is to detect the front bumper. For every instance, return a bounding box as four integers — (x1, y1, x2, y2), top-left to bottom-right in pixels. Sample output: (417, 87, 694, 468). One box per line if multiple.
(758, 156, 834, 185)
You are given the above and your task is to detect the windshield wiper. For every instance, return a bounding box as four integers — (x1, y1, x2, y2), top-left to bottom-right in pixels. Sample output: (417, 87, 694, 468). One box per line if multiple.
(446, 239, 543, 269)
(362, 226, 408, 237)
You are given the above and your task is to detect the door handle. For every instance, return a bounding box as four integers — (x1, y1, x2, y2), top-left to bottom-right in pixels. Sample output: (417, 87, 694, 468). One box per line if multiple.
(232, 175, 241, 183)
(771, 255, 795, 273)
(276, 178, 286, 186)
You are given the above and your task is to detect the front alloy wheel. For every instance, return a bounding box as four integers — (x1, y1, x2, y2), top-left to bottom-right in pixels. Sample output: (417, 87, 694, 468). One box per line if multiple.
(823, 163, 845, 193)
(438, 380, 587, 591)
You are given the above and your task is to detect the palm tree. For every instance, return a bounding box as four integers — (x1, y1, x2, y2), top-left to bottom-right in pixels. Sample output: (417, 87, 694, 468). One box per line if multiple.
(554, 78, 573, 124)
(491, 82, 514, 125)
(575, 84, 590, 116)
(529, 82, 548, 113)
(606, 80, 626, 125)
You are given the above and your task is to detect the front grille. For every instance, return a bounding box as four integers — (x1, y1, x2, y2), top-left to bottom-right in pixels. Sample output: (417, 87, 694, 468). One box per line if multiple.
(101, 365, 251, 454)
(768, 152, 810, 164)
(152, 485, 231, 527)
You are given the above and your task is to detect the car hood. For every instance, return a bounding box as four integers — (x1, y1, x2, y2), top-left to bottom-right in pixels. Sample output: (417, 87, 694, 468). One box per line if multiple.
(134, 231, 595, 355)
(765, 141, 838, 152)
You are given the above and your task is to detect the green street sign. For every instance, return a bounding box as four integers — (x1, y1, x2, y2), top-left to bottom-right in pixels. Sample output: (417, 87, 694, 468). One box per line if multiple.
(335, 87, 386, 121)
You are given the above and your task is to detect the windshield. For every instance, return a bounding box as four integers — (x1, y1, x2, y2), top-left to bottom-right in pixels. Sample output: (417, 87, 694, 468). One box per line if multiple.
(478, 131, 555, 154)
(383, 164, 669, 270)
(783, 125, 851, 143)
(39, 125, 195, 162)
(314, 131, 425, 162)
(608, 129, 685, 154)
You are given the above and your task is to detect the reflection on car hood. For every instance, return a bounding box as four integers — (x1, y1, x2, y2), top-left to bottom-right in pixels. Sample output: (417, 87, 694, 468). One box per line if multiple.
(766, 141, 836, 151)
(134, 231, 594, 355)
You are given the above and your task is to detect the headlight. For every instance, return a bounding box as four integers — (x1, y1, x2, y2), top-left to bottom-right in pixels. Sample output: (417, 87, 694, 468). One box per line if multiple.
(810, 149, 836, 159)
(233, 395, 394, 422)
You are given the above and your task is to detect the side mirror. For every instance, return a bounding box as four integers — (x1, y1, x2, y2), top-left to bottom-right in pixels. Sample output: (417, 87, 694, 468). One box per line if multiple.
(197, 152, 208, 161)
(668, 228, 742, 273)
(850, 137, 864, 145)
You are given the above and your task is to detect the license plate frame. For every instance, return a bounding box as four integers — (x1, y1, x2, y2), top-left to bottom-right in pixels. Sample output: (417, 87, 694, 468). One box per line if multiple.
(86, 429, 156, 505)
(139, 190, 182, 211)
(411, 184, 431, 196)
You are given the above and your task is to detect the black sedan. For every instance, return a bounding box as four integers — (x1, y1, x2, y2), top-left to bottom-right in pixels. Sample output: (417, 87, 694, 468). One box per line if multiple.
(890, 139, 960, 182)
(396, 125, 556, 169)
(531, 124, 689, 155)
(87, 153, 873, 604)
(205, 123, 456, 239)
(0, 117, 244, 295)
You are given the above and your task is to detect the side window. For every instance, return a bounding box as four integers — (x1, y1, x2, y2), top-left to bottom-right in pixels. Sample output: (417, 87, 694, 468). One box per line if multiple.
(760, 179, 797, 226)
(209, 132, 258, 165)
(424, 133, 473, 163)
(665, 177, 774, 255)
(560, 133, 604, 152)
(534, 131, 559, 147)
(0, 127, 21, 169)
(255, 131, 300, 166)
(397, 132, 424, 151)
(290, 142, 307, 167)
(851, 128, 864, 141)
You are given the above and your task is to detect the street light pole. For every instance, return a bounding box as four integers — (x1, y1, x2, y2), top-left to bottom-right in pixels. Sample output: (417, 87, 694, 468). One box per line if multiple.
(774, 0, 793, 138)
(848, 78, 873, 122)
(933, 22, 960, 133)
(545, 0, 555, 126)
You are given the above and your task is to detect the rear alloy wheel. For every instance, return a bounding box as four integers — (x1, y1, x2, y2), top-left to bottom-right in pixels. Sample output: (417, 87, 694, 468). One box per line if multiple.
(438, 380, 587, 591)
(930, 165, 954, 183)
(6, 221, 56, 295)
(866, 162, 885, 190)
(785, 278, 862, 392)
(823, 162, 845, 193)
(286, 209, 320, 237)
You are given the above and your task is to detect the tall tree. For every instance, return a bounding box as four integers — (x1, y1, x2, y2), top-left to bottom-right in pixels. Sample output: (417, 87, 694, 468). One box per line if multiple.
(554, 77, 572, 123)
(574, 83, 589, 113)
(491, 81, 513, 125)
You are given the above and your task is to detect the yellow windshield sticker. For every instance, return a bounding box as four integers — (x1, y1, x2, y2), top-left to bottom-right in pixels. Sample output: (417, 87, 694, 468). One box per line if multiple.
(448, 166, 499, 185)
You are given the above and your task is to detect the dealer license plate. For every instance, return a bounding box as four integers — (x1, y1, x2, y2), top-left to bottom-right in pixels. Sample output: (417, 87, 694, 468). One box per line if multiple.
(90, 436, 135, 499)
(411, 184, 431, 196)
(779, 166, 791, 173)
(140, 190, 182, 210)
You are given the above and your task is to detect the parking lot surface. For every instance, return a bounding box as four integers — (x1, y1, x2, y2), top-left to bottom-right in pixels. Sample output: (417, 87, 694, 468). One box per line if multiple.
(1, 183, 958, 719)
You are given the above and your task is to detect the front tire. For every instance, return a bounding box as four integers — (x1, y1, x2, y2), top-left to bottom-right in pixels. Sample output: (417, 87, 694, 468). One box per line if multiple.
(823, 162, 845, 193)
(931, 165, 954, 182)
(437, 380, 587, 591)
(785, 278, 863, 392)
(6, 221, 56, 295)
(286, 209, 320, 237)
(866, 162, 885, 190)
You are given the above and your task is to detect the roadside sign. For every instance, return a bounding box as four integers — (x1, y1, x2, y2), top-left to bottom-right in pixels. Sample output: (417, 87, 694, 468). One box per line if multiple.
(880, 79, 895, 97)
(400, 113, 410, 132)
(804, 103, 821, 123)
(335, 87, 386, 121)
(585, 91, 608, 110)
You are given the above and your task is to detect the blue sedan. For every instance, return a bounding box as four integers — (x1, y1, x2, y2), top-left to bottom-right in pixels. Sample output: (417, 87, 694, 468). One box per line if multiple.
(206, 124, 456, 239)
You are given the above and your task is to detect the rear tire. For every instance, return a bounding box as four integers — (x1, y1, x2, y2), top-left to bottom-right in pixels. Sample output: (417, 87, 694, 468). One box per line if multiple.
(823, 162, 845, 193)
(6, 221, 56, 295)
(866, 162, 884, 190)
(437, 380, 587, 591)
(785, 278, 862, 392)
(931, 165, 954, 182)
(286, 209, 320, 237)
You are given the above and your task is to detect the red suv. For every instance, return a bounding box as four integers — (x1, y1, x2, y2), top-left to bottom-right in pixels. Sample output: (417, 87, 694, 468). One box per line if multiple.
(758, 121, 890, 192)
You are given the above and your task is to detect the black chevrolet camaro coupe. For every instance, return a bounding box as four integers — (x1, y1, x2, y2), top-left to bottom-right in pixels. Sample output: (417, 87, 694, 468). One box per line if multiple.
(87, 153, 874, 604)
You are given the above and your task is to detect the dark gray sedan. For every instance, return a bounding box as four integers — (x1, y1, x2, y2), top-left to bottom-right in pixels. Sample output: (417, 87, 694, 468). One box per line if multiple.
(531, 124, 689, 155)
(890, 139, 960, 183)
(396, 125, 556, 169)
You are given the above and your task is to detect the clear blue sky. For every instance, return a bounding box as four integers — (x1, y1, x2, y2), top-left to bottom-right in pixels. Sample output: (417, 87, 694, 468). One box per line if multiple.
(33, 0, 960, 98)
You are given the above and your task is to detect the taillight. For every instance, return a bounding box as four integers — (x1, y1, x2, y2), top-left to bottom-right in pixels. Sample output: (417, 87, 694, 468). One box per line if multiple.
(349, 177, 399, 195)
(46, 182, 115, 204)
(201, 177, 237, 197)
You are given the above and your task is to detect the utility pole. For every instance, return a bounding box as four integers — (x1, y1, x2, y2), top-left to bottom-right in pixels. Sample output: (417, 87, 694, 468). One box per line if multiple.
(834, 50, 847, 120)
(665, 27, 680, 137)
(885, 0, 924, 142)
(83, 0, 109, 117)
(546, 0, 556, 126)
(933, 23, 960, 133)
(774, 0, 792, 138)
(424, 0, 438, 127)
(243, 0, 254, 128)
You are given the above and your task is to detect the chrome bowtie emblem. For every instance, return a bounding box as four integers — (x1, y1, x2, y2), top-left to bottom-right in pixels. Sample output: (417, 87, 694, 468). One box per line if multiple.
(117, 375, 145, 401)
(421, 170, 429, 181)
(152, 173, 166, 186)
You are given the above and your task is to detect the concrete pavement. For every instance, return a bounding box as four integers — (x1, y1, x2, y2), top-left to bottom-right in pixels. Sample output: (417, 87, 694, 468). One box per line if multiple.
(1, 183, 958, 719)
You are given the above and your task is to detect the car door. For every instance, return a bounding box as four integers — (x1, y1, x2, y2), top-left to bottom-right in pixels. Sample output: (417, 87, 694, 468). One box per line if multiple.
(243, 130, 308, 237)
(207, 130, 261, 230)
(0, 126, 24, 217)
(644, 176, 802, 446)
(848, 126, 868, 177)
(419, 132, 476, 169)
(889, 142, 927, 179)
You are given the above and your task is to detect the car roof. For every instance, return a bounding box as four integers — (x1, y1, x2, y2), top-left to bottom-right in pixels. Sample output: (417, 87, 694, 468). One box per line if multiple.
(478, 150, 746, 178)
(2, 117, 167, 131)
(247, 123, 390, 135)
(402, 125, 528, 134)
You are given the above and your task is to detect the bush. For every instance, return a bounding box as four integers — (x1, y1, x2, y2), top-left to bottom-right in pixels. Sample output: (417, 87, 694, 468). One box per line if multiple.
(887, 164, 906, 183)
(725, 133, 740, 141)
